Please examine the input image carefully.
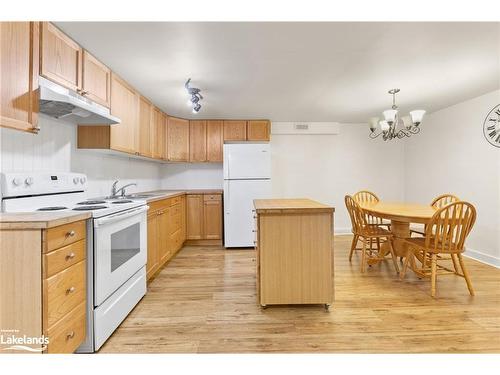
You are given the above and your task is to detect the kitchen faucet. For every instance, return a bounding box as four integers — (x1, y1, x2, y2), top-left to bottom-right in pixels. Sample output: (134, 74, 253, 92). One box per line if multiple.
(111, 180, 137, 197)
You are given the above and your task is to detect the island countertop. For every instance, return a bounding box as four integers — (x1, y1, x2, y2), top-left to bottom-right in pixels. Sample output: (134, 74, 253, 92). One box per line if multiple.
(253, 198, 335, 214)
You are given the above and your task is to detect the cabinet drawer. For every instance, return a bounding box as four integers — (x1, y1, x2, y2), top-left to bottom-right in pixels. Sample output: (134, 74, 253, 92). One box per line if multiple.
(44, 239, 86, 278)
(204, 194, 221, 202)
(45, 220, 86, 253)
(170, 196, 182, 206)
(45, 302, 86, 354)
(44, 260, 86, 328)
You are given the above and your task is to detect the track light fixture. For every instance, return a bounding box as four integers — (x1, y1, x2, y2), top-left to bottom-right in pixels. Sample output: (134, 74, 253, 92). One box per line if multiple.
(185, 78, 203, 114)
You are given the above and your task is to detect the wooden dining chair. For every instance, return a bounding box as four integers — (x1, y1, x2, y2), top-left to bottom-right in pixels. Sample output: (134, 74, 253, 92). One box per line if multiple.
(345, 195, 399, 274)
(401, 201, 476, 297)
(410, 194, 460, 236)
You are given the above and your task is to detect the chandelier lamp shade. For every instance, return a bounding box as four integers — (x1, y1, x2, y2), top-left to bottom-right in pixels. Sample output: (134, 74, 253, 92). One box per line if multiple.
(369, 89, 426, 141)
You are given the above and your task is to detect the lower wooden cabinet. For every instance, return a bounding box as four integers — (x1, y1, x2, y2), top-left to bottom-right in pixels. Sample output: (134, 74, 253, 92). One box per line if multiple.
(146, 211, 159, 280)
(0, 219, 87, 354)
(186, 193, 223, 242)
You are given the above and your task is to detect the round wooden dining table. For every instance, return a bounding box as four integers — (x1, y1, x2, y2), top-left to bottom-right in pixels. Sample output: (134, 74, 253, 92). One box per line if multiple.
(358, 201, 437, 257)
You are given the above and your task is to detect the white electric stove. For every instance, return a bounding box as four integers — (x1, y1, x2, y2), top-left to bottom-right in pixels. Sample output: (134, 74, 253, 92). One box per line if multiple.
(0, 172, 148, 352)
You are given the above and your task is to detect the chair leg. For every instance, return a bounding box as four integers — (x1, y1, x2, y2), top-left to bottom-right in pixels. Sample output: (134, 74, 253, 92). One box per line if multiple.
(349, 235, 358, 262)
(431, 254, 437, 298)
(388, 238, 400, 274)
(400, 251, 411, 280)
(361, 240, 367, 273)
(451, 253, 460, 274)
(457, 254, 475, 296)
(421, 250, 427, 269)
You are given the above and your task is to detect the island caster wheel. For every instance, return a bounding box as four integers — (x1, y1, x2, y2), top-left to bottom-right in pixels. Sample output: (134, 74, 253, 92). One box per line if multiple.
(261, 304, 267, 310)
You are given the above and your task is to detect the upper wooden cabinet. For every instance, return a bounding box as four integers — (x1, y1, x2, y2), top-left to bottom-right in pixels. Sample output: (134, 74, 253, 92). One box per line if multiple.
(152, 108, 167, 160)
(0, 22, 40, 133)
(138, 96, 152, 158)
(189, 120, 207, 162)
(167, 117, 189, 162)
(247, 120, 271, 141)
(206, 120, 223, 162)
(82, 50, 111, 107)
(40, 22, 82, 92)
(223, 120, 247, 141)
(109, 73, 139, 154)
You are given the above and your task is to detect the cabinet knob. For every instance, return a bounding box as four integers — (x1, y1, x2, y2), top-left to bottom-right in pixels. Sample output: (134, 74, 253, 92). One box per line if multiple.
(66, 286, 76, 294)
(66, 331, 75, 339)
(66, 230, 75, 237)
(66, 252, 76, 260)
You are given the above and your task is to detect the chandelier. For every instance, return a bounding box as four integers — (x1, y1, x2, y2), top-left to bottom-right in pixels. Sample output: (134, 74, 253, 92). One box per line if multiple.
(369, 89, 425, 141)
(185, 78, 203, 113)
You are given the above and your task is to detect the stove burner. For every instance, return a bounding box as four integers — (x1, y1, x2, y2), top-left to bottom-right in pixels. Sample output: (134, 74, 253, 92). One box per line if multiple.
(77, 200, 106, 205)
(72, 205, 107, 211)
(37, 206, 68, 211)
(111, 200, 133, 204)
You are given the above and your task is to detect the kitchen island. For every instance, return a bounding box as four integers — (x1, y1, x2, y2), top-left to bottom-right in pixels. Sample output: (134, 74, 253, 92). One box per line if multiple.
(253, 199, 335, 309)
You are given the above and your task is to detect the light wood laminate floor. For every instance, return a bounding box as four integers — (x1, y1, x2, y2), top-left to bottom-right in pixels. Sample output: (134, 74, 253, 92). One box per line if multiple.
(99, 235, 500, 353)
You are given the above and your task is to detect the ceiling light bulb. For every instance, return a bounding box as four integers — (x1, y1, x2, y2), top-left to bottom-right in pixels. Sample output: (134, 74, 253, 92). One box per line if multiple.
(409, 110, 426, 126)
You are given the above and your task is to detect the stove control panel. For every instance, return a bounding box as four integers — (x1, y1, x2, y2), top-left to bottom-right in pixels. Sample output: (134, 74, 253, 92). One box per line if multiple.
(0, 172, 88, 199)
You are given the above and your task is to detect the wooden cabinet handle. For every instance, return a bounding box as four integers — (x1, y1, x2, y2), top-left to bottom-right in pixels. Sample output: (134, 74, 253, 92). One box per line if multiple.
(65, 252, 76, 260)
(66, 286, 75, 294)
(81, 91, 89, 95)
(66, 230, 75, 237)
(66, 331, 75, 339)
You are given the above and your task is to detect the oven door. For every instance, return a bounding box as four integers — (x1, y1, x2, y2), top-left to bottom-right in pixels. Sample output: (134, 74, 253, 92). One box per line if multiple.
(93, 205, 148, 306)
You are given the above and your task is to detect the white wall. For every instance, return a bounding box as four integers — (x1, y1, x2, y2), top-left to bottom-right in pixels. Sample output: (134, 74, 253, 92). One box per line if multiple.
(271, 124, 406, 233)
(0, 115, 162, 198)
(404, 90, 500, 266)
(160, 163, 223, 189)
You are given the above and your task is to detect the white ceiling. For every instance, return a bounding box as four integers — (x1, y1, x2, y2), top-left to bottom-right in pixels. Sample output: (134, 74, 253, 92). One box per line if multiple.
(56, 22, 500, 122)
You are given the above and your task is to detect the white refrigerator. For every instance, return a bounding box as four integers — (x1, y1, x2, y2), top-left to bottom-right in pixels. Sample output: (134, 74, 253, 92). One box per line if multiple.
(223, 143, 272, 247)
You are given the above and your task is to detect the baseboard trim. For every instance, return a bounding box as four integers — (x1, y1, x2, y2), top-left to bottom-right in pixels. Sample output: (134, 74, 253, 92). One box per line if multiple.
(463, 248, 500, 269)
(334, 227, 352, 235)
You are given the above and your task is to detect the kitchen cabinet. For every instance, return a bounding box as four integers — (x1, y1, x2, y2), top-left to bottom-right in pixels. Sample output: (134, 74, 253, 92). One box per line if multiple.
(138, 96, 152, 158)
(223, 120, 247, 141)
(0, 218, 87, 353)
(167, 117, 189, 161)
(253, 199, 334, 307)
(186, 194, 204, 240)
(189, 120, 207, 162)
(203, 195, 223, 240)
(0, 22, 40, 133)
(247, 120, 271, 141)
(40, 22, 82, 92)
(152, 109, 167, 160)
(82, 50, 111, 108)
(186, 193, 223, 243)
(158, 207, 171, 265)
(146, 211, 159, 280)
(206, 120, 223, 162)
(109, 73, 139, 154)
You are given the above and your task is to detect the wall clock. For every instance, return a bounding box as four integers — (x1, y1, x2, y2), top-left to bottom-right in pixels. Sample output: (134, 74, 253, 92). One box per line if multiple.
(483, 104, 500, 147)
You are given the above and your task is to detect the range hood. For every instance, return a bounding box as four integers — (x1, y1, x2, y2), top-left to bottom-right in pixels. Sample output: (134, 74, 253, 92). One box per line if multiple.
(38, 76, 120, 125)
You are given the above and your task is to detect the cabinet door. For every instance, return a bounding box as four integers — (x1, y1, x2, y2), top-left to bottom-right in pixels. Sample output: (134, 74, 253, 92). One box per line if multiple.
(151, 110, 166, 160)
(82, 50, 111, 108)
(146, 212, 159, 280)
(186, 195, 203, 240)
(0, 22, 39, 133)
(189, 120, 207, 162)
(206, 120, 223, 162)
(180, 195, 187, 242)
(158, 209, 171, 264)
(203, 195, 222, 240)
(40, 22, 82, 92)
(167, 117, 189, 161)
(109, 73, 139, 154)
(223, 120, 247, 141)
(138, 96, 152, 157)
(247, 120, 270, 141)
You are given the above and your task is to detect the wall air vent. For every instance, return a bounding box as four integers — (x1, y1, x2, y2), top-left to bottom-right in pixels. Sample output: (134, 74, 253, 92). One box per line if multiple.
(294, 124, 309, 130)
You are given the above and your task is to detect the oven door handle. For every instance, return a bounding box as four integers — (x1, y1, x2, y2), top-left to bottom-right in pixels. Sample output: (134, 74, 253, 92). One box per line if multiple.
(93, 205, 149, 227)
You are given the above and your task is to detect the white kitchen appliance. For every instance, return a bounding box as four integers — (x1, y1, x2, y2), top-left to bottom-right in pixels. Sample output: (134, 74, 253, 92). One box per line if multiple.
(223, 143, 272, 247)
(0, 172, 147, 352)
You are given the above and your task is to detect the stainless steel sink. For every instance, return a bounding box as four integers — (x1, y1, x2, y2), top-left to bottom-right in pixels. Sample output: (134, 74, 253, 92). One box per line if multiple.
(124, 193, 156, 199)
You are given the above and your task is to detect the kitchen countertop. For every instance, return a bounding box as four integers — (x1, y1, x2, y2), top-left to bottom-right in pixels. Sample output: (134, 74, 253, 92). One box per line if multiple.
(0, 211, 91, 230)
(253, 198, 335, 214)
(137, 189, 223, 203)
